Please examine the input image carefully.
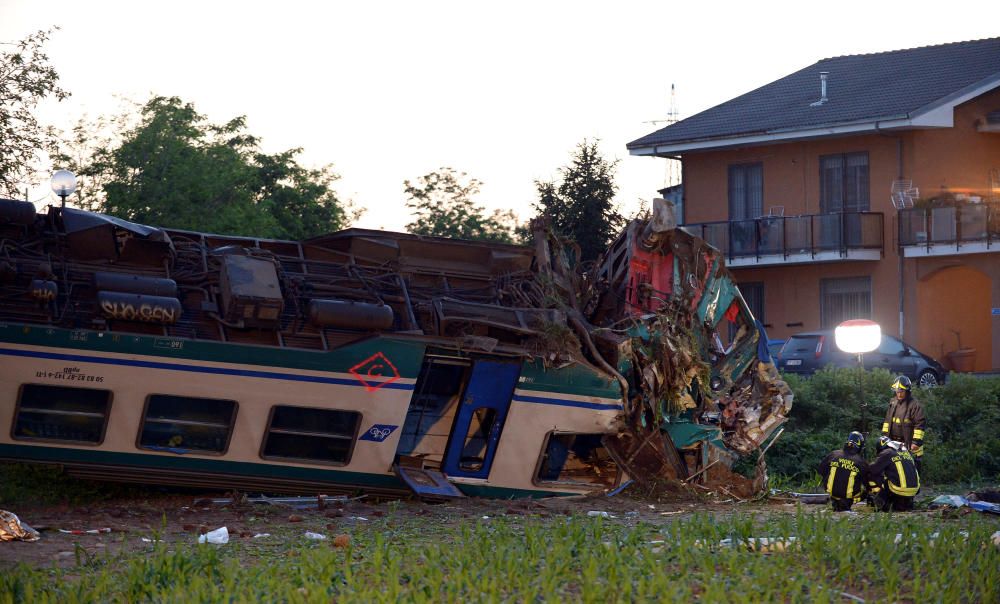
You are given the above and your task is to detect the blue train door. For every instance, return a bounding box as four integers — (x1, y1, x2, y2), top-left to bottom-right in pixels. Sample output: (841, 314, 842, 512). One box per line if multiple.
(442, 359, 521, 479)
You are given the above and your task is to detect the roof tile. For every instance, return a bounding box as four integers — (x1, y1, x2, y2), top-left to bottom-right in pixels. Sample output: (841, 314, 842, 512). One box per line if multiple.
(628, 37, 1000, 149)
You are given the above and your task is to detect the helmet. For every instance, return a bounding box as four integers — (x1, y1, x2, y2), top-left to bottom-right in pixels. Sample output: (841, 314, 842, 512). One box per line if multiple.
(878, 436, 902, 452)
(845, 431, 865, 452)
(891, 375, 912, 392)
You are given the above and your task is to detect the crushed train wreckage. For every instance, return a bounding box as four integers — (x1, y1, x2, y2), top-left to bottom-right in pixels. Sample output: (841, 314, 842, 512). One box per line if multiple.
(0, 197, 791, 499)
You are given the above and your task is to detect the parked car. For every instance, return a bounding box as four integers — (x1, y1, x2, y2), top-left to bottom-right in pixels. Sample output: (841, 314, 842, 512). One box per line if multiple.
(777, 330, 947, 386)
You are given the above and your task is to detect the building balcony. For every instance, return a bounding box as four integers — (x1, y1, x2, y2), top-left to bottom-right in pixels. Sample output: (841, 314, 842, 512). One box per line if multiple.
(681, 211, 884, 268)
(898, 202, 1000, 257)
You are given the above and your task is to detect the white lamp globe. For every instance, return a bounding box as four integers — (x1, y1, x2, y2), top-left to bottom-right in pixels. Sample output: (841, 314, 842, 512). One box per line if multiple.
(51, 170, 77, 197)
(835, 319, 881, 354)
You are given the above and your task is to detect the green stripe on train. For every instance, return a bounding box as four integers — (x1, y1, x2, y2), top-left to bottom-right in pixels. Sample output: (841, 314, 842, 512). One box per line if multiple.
(0, 444, 573, 499)
(0, 323, 622, 399)
(1, 443, 404, 489)
(0, 323, 426, 376)
(518, 358, 621, 400)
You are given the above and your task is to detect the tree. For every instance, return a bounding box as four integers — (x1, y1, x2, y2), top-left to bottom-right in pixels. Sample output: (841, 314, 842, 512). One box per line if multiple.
(51, 109, 131, 212)
(0, 28, 69, 197)
(534, 140, 624, 263)
(404, 168, 515, 243)
(74, 96, 354, 239)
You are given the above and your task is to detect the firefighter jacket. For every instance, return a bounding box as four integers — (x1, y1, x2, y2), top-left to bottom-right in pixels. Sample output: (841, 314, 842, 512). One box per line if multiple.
(868, 448, 920, 497)
(817, 449, 869, 502)
(882, 395, 926, 457)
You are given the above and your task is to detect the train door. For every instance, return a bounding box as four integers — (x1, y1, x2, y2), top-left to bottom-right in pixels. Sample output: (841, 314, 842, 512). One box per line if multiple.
(396, 356, 470, 461)
(442, 359, 520, 479)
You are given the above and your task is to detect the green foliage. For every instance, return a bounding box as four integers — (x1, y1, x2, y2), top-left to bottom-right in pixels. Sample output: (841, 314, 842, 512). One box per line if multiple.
(64, 96, 353, 239)
(0, 28, 70, 197)
(766, 369, 1000, 484)
(51, 112, 122, 212)
(534, 140, 624, 263)
(919, 374, 1000, 483)
(3, 513, 998, 602)
(404, 167, 517, 243)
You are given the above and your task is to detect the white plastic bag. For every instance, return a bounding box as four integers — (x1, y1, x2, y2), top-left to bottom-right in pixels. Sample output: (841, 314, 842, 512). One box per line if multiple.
(198, 526, 229, 544)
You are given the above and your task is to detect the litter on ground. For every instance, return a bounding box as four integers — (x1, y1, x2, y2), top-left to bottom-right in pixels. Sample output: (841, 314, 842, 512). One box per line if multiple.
(0, 510, 40, 542)
(929, 495, 1000, 514)
(198, 526, 229, 544)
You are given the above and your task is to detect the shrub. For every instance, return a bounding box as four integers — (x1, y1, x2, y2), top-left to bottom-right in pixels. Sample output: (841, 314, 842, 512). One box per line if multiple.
(767, 369, 1000, 485)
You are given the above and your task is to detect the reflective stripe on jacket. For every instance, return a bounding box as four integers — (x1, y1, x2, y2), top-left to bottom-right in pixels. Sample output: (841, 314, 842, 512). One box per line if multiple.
(818, 449, 869, 501)
(869, 448, 920, 497)
(882, 396, 926, 455)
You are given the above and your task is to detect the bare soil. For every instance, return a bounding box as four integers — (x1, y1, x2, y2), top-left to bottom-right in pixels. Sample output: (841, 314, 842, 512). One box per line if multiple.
(1, 484, 811, 569)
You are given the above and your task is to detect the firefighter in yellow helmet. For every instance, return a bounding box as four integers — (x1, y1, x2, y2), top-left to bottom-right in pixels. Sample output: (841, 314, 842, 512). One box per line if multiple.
(868, 436, 920, 511)
(882, 375, 926, 473)
(818, 431, 870, 511)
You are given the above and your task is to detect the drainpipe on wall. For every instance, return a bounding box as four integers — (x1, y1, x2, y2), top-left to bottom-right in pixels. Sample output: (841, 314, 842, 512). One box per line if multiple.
(896, 137, 905, 339)
(879, 123, 906, 339)
(681, 158, 686, 225)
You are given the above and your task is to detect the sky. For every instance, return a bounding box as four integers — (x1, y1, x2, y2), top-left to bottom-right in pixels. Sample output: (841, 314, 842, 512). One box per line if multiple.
(2, 0, 997, 232)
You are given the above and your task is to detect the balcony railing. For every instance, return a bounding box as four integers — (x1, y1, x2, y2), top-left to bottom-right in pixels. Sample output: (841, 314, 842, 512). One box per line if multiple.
(681, 211, 884, 266)
(898, 202, 1000, 255)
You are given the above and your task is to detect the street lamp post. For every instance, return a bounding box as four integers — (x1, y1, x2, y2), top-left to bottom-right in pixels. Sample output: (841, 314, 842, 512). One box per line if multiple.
(835, 319, 881, 434)
(50, 170, 77, 209)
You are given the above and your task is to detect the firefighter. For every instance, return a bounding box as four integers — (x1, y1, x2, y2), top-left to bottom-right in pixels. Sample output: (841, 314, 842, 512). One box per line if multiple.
(818, 431, 869, 511)
(868, 436, 920, 512)
(882, 375, 926, 473)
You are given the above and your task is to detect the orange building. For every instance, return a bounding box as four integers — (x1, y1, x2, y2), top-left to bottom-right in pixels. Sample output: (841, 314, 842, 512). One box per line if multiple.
(629, 38, 1000, 371)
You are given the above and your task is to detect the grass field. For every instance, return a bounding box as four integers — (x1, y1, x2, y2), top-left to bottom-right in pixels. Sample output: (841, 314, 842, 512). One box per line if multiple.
(3, 506, 999, 603)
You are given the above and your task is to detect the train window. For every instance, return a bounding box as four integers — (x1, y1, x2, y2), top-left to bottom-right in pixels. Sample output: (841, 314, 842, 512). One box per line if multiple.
(12, 384, 112, 445)
(535, 433, 619, 487)
(458, 408, 497, 471)
(138, 394, 237, 454)
(261, 405, 360, 465)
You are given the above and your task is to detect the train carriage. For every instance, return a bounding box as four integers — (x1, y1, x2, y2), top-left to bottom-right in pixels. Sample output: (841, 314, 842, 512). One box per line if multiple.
(0, 198, 791, 498)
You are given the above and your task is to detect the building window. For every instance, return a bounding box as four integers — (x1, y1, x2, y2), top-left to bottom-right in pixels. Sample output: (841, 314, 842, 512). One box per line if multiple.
(12, 384, 112, 445)
(739, 282, 765, 324)
(729, 163, 763, 255)
(820, 277, 871, 328)
(535, 433, 619, 487)
(820, 152, 869, 213)
(261, 405, 360, 465)
(728, 163, 763, 220)
(138, 394, 237, 454)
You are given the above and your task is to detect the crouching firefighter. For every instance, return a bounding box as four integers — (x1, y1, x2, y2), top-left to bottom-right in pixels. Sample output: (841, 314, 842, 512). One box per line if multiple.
(818, 431, 869, 511)
(868, 436, 920, 512)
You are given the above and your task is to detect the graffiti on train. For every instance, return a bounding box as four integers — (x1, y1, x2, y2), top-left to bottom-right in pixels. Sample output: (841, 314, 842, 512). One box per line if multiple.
(98, 293, 181, 324)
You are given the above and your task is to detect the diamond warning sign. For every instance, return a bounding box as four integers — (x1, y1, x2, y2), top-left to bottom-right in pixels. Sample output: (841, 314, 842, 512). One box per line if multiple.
(349, 352, 401, 392)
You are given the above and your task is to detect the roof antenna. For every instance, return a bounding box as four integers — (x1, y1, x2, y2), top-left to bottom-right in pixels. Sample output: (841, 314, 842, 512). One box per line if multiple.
(810, 72, 829, 107)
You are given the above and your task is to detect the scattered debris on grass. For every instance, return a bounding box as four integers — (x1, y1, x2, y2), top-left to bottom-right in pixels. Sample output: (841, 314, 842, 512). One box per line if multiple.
(197, 526, 229, 544)
(0, 510, 40, 542)
(769, 490, 830, 504)
(332, 534, 350, 548)
(58, 527, 112, 535)
(930, 495, 1000, 514)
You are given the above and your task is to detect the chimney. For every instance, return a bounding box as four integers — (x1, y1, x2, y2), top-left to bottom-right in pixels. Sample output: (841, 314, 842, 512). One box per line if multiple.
(810, 72, 829, 107)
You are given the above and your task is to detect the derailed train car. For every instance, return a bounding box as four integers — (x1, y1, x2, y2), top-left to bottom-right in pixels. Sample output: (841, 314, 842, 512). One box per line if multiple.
(0, 197, 791, 498)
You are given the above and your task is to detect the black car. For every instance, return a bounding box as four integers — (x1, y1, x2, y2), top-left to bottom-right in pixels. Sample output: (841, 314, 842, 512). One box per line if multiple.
(777, 329, 947, 386)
